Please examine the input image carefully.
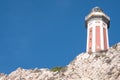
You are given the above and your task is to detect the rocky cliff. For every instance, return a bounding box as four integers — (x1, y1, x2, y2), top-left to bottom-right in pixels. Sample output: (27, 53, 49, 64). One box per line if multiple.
(0, 42, 120, 80)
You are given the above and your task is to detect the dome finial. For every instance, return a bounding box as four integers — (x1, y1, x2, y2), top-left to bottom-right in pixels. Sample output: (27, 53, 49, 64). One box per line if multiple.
(92, 6, 103, 12)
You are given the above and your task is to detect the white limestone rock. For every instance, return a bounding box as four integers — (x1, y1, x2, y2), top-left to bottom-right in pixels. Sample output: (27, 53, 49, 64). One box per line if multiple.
(0, 42, 120, 80)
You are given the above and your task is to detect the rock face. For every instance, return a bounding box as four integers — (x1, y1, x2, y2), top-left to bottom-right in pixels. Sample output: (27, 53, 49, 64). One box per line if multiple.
(0, 42, 120, 80)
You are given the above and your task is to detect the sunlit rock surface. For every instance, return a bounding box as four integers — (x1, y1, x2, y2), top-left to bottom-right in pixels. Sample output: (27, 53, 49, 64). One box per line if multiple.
(0, 42, 120, 80)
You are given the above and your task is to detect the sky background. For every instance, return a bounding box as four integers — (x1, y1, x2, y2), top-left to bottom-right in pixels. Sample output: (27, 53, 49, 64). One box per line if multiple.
(0, 0, 120, 74)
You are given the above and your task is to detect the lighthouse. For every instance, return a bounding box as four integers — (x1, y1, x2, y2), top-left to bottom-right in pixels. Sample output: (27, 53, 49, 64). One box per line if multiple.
(85, 7, 110, 53)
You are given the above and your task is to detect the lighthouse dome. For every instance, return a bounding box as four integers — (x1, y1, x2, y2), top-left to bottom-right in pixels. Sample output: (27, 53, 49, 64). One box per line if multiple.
(85, 6, 110, 28)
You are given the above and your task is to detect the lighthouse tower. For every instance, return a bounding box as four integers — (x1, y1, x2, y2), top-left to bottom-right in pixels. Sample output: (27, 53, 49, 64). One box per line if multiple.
(85, 7, 110, 53)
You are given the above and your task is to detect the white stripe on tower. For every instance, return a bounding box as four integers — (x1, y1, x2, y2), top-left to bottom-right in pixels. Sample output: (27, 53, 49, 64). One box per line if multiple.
(86, 25, 90, 52)
(92, 24, 96, 52)
(100, 23, 104, 50)
(106, 27, 109, 49)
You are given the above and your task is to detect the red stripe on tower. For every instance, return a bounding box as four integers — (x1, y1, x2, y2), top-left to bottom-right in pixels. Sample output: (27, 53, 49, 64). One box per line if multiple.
(96, 26, 101, 51)
(88, 27, 92, 52)
(103, 28, 107, 50)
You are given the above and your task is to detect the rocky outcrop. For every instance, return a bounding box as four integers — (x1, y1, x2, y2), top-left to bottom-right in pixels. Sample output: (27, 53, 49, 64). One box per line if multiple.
(63, 42, 120, 80)
(0, 42, 120, 80)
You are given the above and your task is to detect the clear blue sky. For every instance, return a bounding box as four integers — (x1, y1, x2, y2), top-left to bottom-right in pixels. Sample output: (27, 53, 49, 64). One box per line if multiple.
(0, 0, 120, 74)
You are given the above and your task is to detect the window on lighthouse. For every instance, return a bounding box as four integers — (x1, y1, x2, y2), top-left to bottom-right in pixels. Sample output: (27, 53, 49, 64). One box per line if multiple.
(95, 21, 100, 23)
(89, 28, 92, 41)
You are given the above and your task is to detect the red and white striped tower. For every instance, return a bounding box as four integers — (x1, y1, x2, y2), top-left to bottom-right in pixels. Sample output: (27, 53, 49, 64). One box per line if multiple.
(85, 7, 110, 53)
